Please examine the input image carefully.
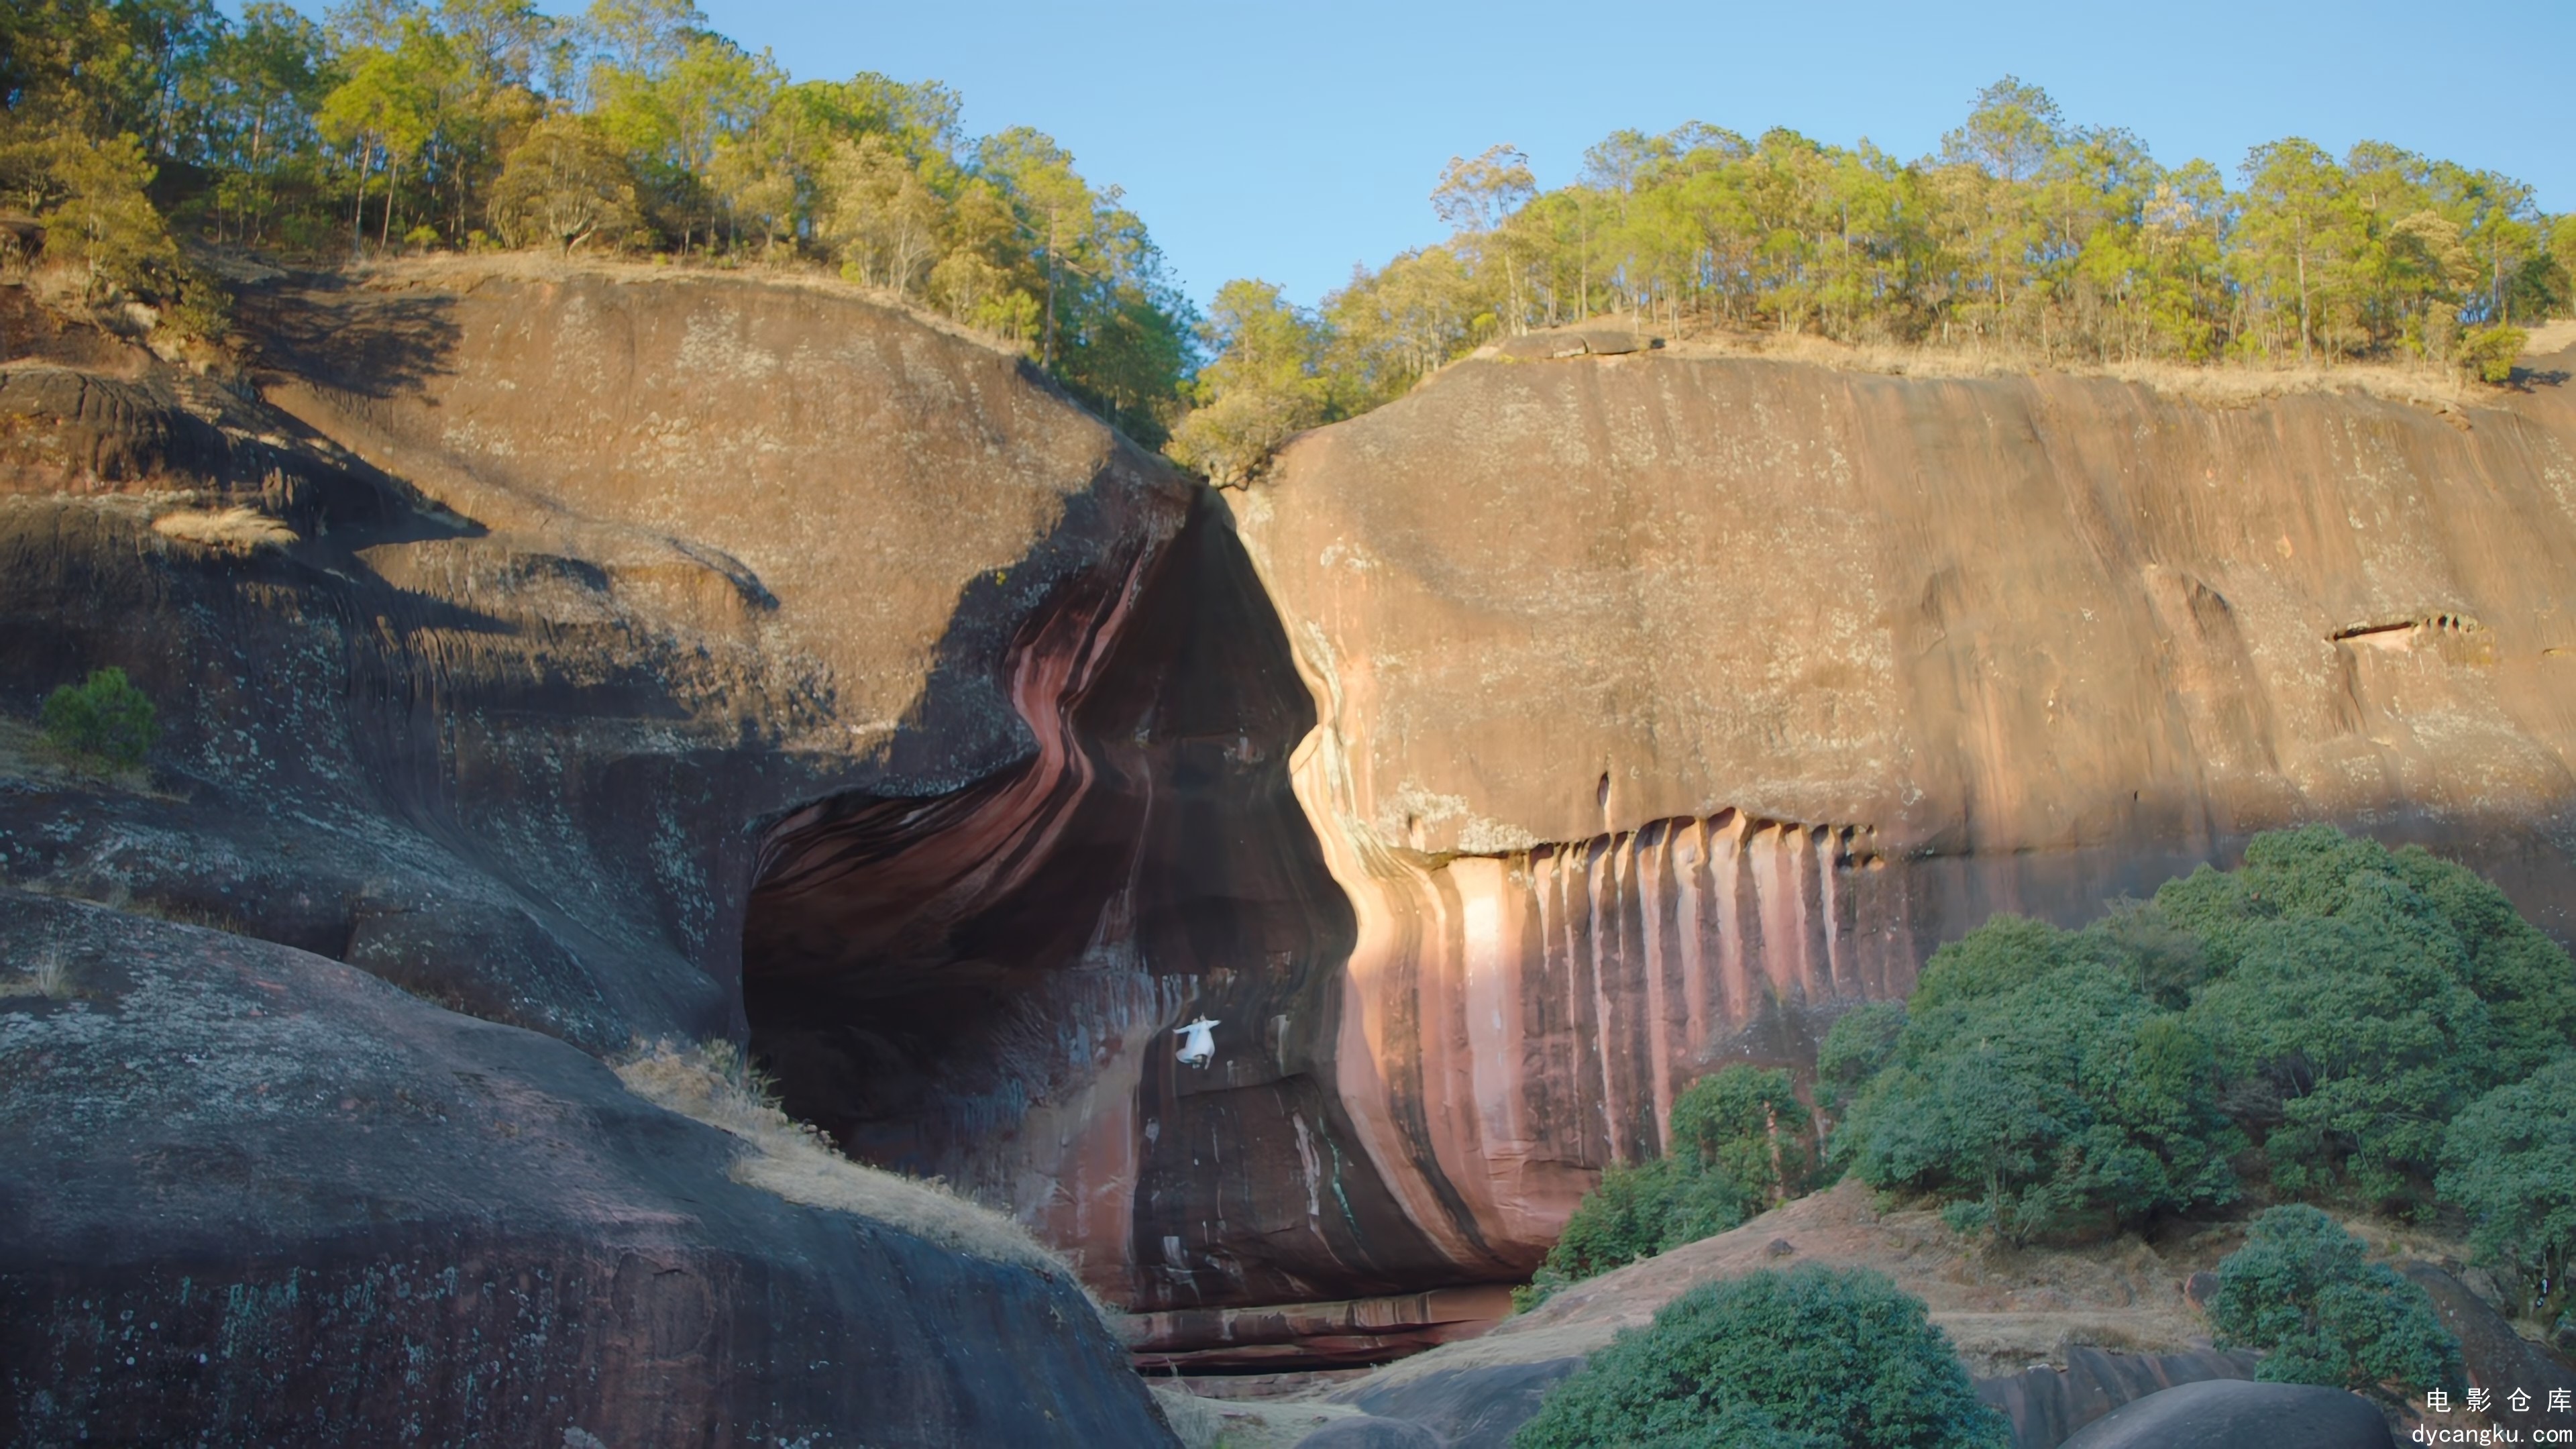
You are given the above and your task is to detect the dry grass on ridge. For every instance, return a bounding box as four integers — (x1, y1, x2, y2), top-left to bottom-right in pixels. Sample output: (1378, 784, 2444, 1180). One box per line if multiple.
(150, 506, 300, 553)
(614, 1039, 1107, 1317)
(1352, 1175, 2475, 1393)
(1504, 310, 2576, 411)
(1650, 324, 2524, 411)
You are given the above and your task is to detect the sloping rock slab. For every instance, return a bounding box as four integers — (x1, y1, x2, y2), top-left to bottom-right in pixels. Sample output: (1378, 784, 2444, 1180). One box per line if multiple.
(2402, 1262, 2576, 1436)
(0, 890, 1172, 1448)
(2057, 1379, 2391, 1449)
(1491, 323, 1656, 359)
(1329, 1356, 1585, 1448)
(1292, 1415, 1443, 1448)
(1977, 1346, 2261, 1449)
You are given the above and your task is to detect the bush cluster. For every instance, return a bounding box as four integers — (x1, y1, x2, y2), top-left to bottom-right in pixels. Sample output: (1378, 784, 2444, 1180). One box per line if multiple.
(2436, 1054, 2576, 1334)
(1832, 826, 2576, 1252)
(40, 667, 158, 771)
(2208, 1205, 2463, 1397)
(1512, 1265, 2008, 1449)
(1835, 916, 2240, 1244)
(1515, 1065, 1820, 1309)
(1512, 826, 2572, 1440)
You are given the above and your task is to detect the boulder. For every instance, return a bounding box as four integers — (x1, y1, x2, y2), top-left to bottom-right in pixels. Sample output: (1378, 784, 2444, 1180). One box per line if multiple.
(1492, 321, 1657, 359)
(1332, 1356, 1587, 1448)
(2056, 1379, 2391, 1449)
(1976, 1346, 2261, 1449)
(0, 888, 1173, 1446)
(2401, 1262, 2576, 1435)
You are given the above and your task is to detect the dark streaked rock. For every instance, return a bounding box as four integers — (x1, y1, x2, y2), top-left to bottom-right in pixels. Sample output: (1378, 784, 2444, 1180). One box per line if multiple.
(2056, 1379, 2390, 1449)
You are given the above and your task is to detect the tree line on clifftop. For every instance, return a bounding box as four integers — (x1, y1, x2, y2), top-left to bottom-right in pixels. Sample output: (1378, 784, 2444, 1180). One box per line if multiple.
(6, 9, 2572, 478)
(1171, 78, 2576, 483)
(0, 0, 1189, 440)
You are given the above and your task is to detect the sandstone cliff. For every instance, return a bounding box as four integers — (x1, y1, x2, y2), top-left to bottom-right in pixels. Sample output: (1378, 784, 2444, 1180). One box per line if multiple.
(10, 258, 2576, 1403)
(1218, 335, 2576, 1307)
(0, 260, 1193, 1441)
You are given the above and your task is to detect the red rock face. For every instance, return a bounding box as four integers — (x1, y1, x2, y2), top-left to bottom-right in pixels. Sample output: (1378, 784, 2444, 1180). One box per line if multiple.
(737, 339, 2576, 1364)
(1216, 341, 2576, 1311)
(744, 494, 1473, 1314)
(21, 263, 2576, 1380)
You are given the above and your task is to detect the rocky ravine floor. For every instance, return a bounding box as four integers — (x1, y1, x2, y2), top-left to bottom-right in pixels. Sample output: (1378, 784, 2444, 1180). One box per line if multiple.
(1153, 1179, 2575, 1449)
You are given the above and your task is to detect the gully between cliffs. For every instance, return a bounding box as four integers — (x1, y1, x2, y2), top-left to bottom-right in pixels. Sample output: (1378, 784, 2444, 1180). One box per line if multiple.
(742, 493, 1481, 1357)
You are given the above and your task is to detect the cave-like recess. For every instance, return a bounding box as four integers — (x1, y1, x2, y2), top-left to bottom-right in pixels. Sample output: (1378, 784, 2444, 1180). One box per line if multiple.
(741, 492, 1470, 1313)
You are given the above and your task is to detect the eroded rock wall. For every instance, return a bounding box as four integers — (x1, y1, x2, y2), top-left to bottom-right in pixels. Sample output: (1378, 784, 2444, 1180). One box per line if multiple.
(3, 260, 1197, 1052)
(0, 890, 1170, 1446)
(0, 264, 1198, 1436)
(17, 260, 2576, 1382)
(1230, 340, 2576, 1277)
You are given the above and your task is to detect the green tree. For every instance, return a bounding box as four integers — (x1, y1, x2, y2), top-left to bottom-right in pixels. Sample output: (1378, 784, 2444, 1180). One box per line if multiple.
(1938, 76, 2061, 337)
(2235, 140, 2361, 359)
(1166, 278, 1331, 485)
(177, 3, 331, 245)
(2455, 323, 2525, 384)
(1320, 243, 1484, 407)
(2208, 1205, 2463, 1398)
(33, 128, 176, 297)
(1432, 143, 1536, 330)
(41, 667, 160, 769)
(1835, 915, 2238, 1244)
(1668, 1064, 1815, 1210)
(2155, 825, 2576, 1208)
(819, 131, 939, 293)
(2551, 214, 2576, 316)
(1817, 1000, 1905, 1114)
(1513, 1266, 2008, 1449)
(315, 17, 447, 250)
(1515, 1156, 1748, 1309)
(488, 112, 636, 253)
(2437, 1055, 2576, 1329)
(590, 27, 774, 252)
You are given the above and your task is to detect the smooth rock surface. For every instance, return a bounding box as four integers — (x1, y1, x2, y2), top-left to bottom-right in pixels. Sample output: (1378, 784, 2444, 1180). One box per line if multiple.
(1290, 1415, 1444, 1449)
(2401, 1262, 2576, 1436)
(1977, 1347, 2262, 1449)
(0, 889, 1172, 1446)
(1332, 1356, 1586, 1448)
(2055, 1379, 2391, 1448)
(1229, 338, 2576, 1277)
(17, 262, 2576, 1370)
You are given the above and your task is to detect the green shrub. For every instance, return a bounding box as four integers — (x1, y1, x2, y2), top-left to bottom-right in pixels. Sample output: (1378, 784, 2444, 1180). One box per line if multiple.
(1816, 828, 2575, 1242)
(1817, 1000, 1906, 1113)
(1514, 1156, 1748, 1310)
(1513, 1265, 2008, 1449)
(2438, 1054, 2576, 1327)
(2156, 825, 2576, 1208)
(1517, 1062, 1841, 1311)
(40, 667, 159, 769)
(2455, 323, 2526, 384)
(2208, 1205, 2463, 1398)
(1668, 1063, 1817, 1210)
(1835, 916, 2238, 1244)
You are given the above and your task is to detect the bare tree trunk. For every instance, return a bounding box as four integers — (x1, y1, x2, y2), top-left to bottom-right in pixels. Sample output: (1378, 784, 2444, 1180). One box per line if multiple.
(1042, 205, 1060, 369)
(352, 146, 370, 256)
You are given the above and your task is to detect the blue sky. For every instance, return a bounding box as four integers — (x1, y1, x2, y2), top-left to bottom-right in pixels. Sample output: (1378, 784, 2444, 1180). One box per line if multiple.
(292, 0, 2576, 309)
(686, 0, 2573, 309)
